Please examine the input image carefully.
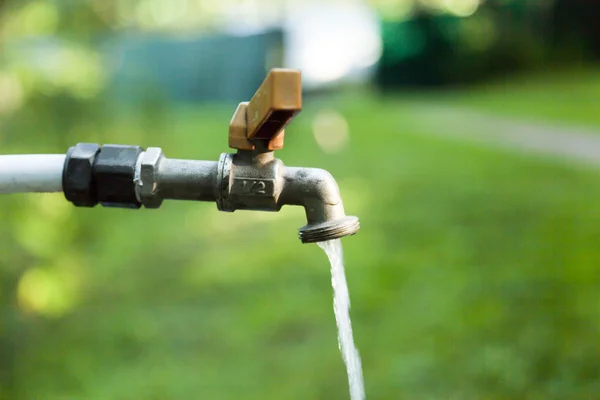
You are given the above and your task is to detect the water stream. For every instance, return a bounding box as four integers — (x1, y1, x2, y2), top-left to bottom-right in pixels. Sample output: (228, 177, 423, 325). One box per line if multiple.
(318, 239, 365, 400)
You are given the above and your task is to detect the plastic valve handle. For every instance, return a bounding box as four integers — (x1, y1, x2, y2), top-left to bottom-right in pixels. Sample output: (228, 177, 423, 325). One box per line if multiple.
(228, 69, 302, 151)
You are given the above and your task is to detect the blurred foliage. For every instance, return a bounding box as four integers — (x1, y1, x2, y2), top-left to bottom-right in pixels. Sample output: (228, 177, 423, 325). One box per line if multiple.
(374, 0, 600, 88)
(2, 0, 600, 399)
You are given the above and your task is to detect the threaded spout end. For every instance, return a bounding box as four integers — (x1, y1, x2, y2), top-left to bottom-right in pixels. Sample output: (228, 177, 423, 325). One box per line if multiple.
(298, 216, 360, 243)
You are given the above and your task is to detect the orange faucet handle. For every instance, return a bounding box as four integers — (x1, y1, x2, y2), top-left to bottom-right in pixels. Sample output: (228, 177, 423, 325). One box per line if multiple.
(228, 69, 302, 151)
(247, 68, 302, 141)
(229, 102, 252, 150)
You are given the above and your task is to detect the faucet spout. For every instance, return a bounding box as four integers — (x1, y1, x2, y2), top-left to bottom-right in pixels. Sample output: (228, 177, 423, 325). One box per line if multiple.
(280, 167, 359, 243)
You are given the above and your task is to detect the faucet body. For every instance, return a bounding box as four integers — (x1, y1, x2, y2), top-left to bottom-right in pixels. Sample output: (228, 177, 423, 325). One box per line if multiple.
(132, 141, 358, 243)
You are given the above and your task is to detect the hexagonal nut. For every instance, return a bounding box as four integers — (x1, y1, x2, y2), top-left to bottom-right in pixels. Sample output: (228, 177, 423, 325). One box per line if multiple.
(139, 147, 164, 209)
(94, 145, 143, 208)
(62, 143, 100, 207)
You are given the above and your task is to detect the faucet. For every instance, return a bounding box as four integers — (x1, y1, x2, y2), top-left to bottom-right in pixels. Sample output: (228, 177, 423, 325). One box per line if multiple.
(1, 69, 359, 243)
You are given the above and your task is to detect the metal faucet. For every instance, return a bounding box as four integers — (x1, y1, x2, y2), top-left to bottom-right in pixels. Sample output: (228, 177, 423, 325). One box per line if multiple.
(135, 69, 359, 243)
(0, 69, 359, 243)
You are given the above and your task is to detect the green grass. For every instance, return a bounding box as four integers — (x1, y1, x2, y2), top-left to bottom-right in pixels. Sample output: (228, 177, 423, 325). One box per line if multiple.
(3, 86, 600, 399)
(433, 68, 600, 128)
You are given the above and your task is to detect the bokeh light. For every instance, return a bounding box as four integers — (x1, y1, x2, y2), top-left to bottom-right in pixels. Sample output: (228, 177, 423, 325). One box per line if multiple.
(312, 110, 350, 154)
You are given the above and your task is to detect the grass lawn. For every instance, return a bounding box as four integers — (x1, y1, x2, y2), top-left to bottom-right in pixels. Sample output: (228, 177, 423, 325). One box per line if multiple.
(431, 68, 600, 129)
(4, 85, 600, 399)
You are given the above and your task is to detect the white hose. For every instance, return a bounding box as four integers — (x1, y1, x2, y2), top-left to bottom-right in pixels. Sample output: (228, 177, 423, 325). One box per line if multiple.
(0, 154, 65, 194)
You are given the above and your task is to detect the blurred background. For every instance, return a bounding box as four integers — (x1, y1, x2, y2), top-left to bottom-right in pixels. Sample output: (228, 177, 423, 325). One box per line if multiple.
(2, 0, 600, 399)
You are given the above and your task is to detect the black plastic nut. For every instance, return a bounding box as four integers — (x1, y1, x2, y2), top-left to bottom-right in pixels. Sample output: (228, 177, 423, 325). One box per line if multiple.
(63, 143, 101, 207)
(94, 144, 143, 209)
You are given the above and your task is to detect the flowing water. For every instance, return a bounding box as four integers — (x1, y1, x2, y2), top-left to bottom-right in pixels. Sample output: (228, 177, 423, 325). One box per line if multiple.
(318, 239, 365, 400)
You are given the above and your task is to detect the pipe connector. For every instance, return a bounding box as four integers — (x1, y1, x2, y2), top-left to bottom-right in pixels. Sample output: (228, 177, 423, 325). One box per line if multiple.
(135, 149, 218, 207)
(137, 147, 165, 208)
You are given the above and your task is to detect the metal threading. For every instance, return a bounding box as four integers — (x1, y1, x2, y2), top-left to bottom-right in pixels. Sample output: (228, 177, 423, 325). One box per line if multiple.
(298, 216, 360, 244)
(216, 153, 233, 212)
